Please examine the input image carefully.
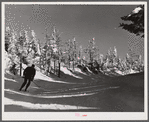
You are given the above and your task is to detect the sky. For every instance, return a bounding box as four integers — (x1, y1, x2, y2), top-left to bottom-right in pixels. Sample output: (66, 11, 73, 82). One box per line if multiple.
(5, 3, 144, 59)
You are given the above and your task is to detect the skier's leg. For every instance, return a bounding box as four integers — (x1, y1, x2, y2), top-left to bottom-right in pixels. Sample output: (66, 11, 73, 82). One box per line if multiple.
(25, 78, 31, 91)
(19, 77, 27, 91)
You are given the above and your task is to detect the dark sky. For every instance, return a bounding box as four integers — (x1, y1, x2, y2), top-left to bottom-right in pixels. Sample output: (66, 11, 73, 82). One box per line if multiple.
(5, 4, 144, 58)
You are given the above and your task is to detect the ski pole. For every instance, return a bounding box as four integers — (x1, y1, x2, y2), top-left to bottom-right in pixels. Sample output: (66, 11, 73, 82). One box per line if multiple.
(32, 81, 41, 88)
(31, 81, 50, 91)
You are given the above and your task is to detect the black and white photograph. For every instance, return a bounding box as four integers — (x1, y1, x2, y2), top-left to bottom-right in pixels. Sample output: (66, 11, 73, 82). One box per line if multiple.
(2, 1, 148, 121)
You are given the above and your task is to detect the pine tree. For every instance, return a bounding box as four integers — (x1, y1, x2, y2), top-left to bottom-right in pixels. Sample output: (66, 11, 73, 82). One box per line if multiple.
(84, 38, 99, 70)
(8, 31, 18, 55)
(44, 33, 53, 75)
(120, 5, 144, 37)
(7, 30, 20, 74)
(13, 30, 39, 76)
(64, 39, 72, 69)
(17, 30, 26, 76)
(77, 45, 83, 65)
(71, 37, 78, 70)
(41, 26, 63, 77)
(5, 26, 12, 52)
(52, 27, 63, 77)
(40, 43, 48, 73)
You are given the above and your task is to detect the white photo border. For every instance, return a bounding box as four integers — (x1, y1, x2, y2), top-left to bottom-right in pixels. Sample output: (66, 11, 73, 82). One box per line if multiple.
(2, 1, 148, 121)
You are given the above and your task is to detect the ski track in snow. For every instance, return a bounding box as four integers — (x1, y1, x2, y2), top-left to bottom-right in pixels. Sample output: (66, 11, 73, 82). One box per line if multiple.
(4, 77, 18, 83)
(5, 85, 119, 98)
(40, 86, 120, 95)
(5, 97, 97, 110)
(41, 84, 105, 94)
(4, 85, 119, 110)
(4, 63, 122, 111)
(5, 89, 97, 98)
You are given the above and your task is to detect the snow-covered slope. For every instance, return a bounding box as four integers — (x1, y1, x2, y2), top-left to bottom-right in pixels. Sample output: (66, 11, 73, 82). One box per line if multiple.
(4, 66, 104, 111)
(4, 53, 144, 112)
(4, 65, 144, 112)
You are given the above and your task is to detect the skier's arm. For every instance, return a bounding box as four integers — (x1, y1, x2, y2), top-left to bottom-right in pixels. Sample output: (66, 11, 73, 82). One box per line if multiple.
(31, 69, 36, 81)
(33, 69, 36, 78)
(23, 68, 27, 76)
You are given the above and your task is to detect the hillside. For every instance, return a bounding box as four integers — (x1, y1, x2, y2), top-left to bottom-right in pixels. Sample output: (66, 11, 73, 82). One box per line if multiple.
(4, 65, 144, 112)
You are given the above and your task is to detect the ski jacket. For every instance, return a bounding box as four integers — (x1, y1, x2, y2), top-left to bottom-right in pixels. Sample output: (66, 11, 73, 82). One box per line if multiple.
(23, 66, 36, 80)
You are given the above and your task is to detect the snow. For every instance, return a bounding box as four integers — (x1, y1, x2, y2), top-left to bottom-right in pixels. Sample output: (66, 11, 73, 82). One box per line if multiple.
(34, 68, 82, 84)
(74, 68, 87, 75)
(4, 77, 18, 83)
(125, 69, 139, 75)
(4, 61, 106, 111)
(60, 67, 83, 79)
(115, 70, 125, 75)
(34, 56, 40, 61)
(21, 63, 77, 84)
(4, 66, 103, 111)
(130, 69, 139, 74)
(22, 63, 28, 69)
(4, 51, 11, 70)
(5, 89, 96, 98)
(111, 68, 139, 76)
(128, 6, 142, 17)
(86, 67, 92, 73)
(37, 44, 41, 55)
(4, 55, 143, 112)
(132, 7, 142, 13)
(5, 97, 96, 110)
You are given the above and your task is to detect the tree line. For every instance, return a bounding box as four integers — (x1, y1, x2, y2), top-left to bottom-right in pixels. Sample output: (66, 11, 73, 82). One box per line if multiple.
(5, 5, 144, 77)
(5, 26, 144, 77)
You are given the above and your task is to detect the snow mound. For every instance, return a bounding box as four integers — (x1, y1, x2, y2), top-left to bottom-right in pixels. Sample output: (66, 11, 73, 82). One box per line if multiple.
(35, 71, 52, 81)
(74, 68, 87, 75)
(115, 69, 139, 75)
(34, 68, 77, 84)
(60, 67, 83, 79)
(86, 67, 92, 73)
(115, 70, 125, 75)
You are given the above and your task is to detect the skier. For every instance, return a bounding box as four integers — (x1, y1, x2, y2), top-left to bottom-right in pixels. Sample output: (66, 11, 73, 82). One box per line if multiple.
(19, 64, 36, 91)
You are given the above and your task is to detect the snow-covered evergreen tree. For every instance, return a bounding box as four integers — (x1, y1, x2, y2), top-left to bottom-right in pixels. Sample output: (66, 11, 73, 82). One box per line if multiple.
(77, 45, 84, 65)
(40, 26, 63, 77)
(71, 37, 78, 70)
(51, 27, 63, 77)
(42, 33, 53, 75)
(120, 5, 144, 38)
(84, 38, 99, 70)
(6, 30, 19, 74)
(5, 26, 12, 52)
(64, 39, 73, 69)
